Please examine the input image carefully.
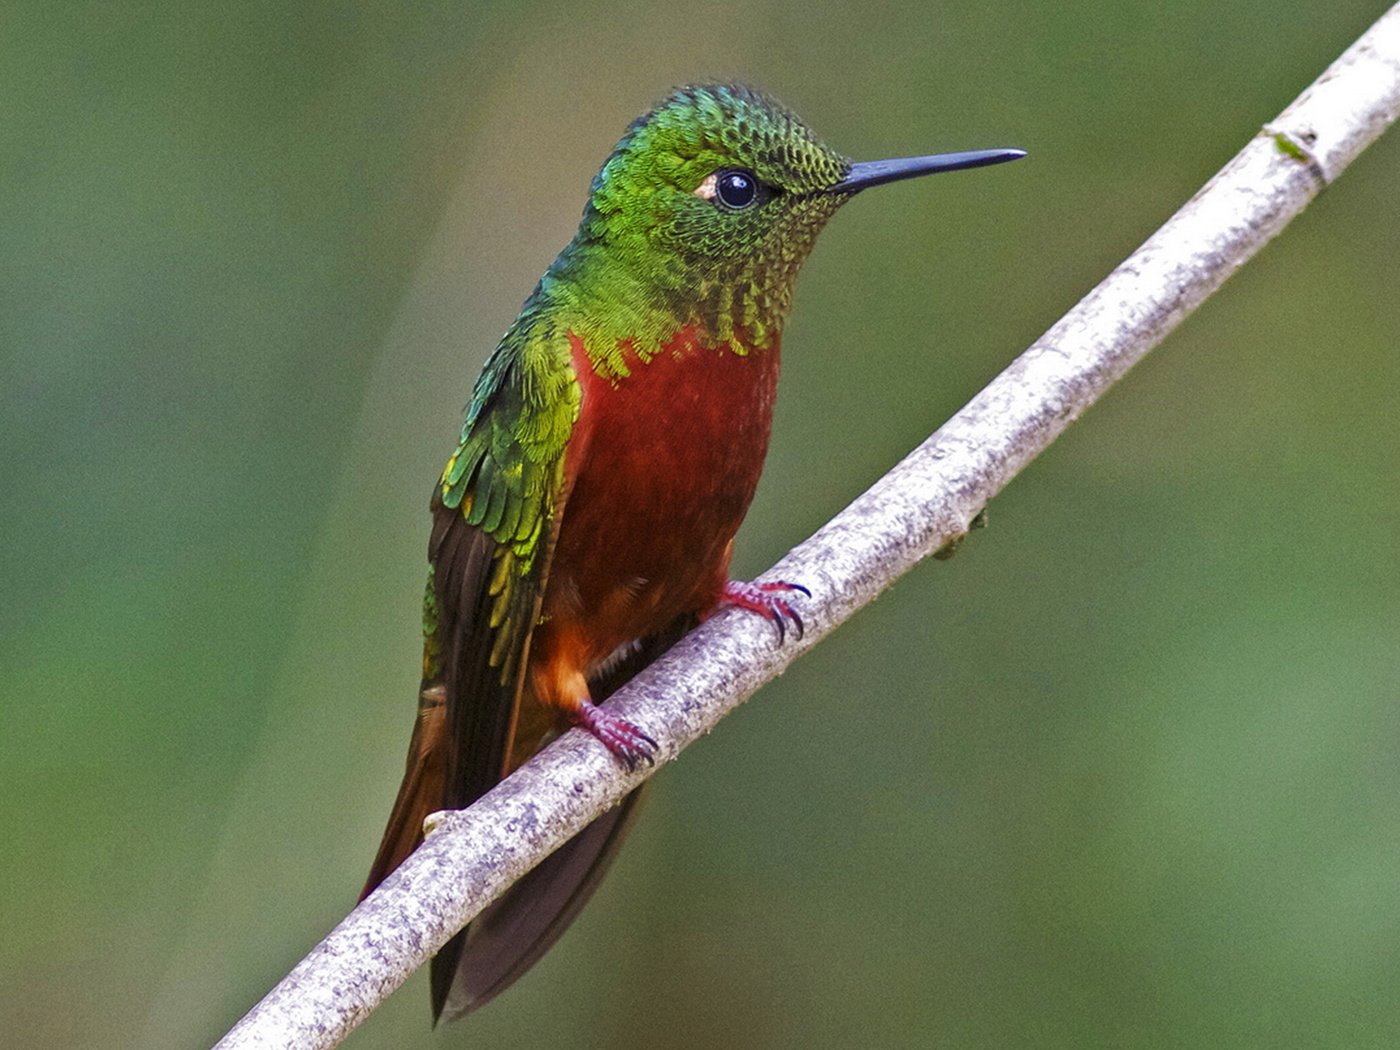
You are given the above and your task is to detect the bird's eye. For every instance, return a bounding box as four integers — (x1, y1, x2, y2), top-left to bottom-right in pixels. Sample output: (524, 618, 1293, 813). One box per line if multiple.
(715, 169, 759, 209)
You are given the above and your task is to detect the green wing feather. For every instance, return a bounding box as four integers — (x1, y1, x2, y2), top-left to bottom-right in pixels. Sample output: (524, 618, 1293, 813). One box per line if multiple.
(434, 314, 580, 788)
(361, 313, 579, 899)
(423, 315, 584, 1022)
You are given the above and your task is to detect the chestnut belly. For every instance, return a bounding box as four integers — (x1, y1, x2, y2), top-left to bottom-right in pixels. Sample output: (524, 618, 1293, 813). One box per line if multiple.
(542, 333, 782, 670)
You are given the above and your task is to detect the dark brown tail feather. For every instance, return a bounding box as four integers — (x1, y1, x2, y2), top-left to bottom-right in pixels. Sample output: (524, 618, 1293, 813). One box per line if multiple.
(361, 685, 448, 901)
(431, 786, 646, 1022)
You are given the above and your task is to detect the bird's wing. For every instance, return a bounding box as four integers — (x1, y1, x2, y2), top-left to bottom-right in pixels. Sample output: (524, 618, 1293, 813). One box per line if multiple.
(432, 316, 582, 810)
(364, 318, 683, 1024)
(362, 317, 580, 897)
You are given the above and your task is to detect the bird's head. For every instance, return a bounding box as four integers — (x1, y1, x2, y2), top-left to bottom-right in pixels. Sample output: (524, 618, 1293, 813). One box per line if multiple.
(550, 84, 1022, 350)
(584, 85, 849, 278)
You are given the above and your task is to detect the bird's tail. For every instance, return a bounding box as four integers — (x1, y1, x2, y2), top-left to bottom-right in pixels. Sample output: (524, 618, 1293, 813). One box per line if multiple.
(364, 619, 692, 1022)
(361, 684, 448, 900)
(359, 683, 646, 1025)
(429, 787, 646, 1022)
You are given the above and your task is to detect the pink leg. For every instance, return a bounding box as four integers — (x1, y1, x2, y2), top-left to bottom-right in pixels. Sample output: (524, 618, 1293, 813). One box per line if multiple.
(713, 580, 811, 644)
(574, 700, 658, 770)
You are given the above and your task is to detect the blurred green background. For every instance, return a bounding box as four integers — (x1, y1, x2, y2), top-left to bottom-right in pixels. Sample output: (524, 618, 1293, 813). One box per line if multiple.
(4, 2, 1398, 1047)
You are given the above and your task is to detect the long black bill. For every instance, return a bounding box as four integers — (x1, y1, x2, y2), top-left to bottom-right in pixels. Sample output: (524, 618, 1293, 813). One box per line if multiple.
(827, 148, 1026, 193)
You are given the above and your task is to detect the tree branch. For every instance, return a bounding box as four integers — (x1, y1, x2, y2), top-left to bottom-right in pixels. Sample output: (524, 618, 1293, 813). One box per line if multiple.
(216, 8, 1400, 1047)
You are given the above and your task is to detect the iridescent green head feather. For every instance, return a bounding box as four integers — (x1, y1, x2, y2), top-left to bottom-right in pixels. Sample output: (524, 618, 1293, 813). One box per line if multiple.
(541, 85, 852, 356)
(587, 85, 850, 267)
(526, 83, 1024, 367)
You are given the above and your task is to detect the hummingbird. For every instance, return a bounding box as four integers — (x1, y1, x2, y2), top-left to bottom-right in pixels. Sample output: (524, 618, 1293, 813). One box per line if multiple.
(362, 83, 1023, 1023)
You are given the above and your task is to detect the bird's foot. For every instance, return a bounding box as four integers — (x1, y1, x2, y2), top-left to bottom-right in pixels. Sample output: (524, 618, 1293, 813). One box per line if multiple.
(574, 701, 658, 770)
(716, 580, 810, 644)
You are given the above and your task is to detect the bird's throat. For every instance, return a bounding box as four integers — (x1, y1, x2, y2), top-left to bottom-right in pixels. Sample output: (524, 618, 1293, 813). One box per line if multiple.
(545, 233, 810, 384)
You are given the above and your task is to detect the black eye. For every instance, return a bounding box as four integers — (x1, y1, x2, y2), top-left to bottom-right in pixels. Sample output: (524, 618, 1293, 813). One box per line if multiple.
(715, 169, 759, 209)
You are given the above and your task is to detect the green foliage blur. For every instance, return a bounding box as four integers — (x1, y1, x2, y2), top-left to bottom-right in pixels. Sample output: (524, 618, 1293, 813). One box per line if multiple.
(3, 2, 1397, 1047)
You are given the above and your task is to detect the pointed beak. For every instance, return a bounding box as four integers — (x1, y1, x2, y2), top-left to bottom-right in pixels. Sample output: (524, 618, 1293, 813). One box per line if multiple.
(826, 148, 1026, 193)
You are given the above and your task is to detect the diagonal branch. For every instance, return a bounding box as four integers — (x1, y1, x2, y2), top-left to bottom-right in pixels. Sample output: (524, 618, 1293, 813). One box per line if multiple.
(217, 7, 1400, 1047)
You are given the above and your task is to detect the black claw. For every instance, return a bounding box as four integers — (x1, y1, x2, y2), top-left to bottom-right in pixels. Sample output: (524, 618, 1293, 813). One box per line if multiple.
(763, 580, 811, 598)
(627, 731, 658, 770)
(789, 610, 805, 640)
